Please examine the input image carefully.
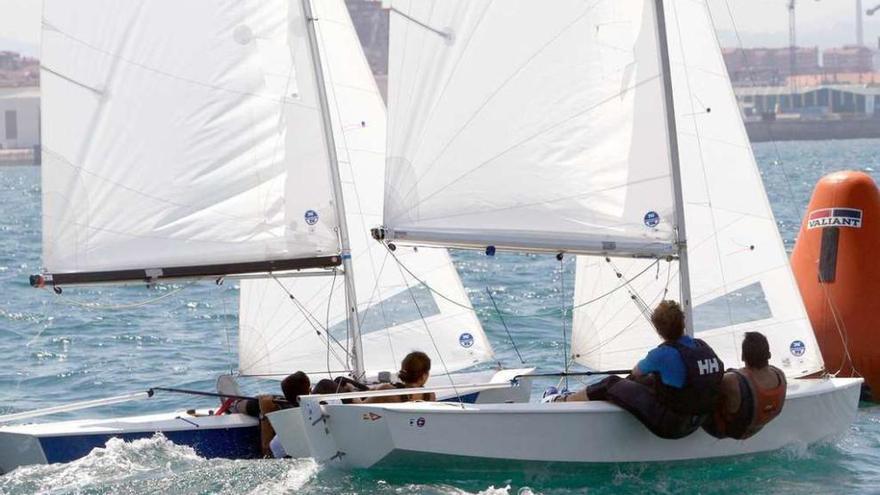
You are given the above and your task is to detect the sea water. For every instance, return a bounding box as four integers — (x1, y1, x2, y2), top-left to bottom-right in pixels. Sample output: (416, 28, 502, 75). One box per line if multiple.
(1, 140, 880, 494)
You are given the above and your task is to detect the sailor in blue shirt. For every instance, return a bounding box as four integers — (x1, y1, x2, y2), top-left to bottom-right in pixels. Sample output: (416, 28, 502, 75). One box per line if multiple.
(636, 334, 700, 389)
(548, 300, 724, 439)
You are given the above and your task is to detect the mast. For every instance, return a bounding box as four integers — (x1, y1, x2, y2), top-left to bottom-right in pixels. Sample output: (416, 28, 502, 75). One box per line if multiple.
(302, 0, 365, 378)
(653, 0, 694, 335)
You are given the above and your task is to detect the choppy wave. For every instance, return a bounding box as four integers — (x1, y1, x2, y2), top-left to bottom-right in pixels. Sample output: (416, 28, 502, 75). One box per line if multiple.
(4, 146, 880, 493)
(0, 434, 319, 495)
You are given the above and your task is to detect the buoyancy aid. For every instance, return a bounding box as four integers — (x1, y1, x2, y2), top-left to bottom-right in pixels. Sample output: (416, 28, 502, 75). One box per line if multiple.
(712, 366, 786, 440)
(657, 338, 724, 416)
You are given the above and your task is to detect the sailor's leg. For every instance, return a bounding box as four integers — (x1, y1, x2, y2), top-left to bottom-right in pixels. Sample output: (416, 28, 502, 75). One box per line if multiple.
(258, 395, 280, 457)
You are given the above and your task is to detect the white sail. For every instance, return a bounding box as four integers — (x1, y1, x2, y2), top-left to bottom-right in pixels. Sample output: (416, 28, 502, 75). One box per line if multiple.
(382, 1, 677, 256)
(238, 0, 493, 379)
(572, 0, 823, 377)
(40, 0, 340, 279)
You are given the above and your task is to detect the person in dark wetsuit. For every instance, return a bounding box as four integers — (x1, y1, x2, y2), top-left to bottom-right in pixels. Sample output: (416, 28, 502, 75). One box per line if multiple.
(551, 300, 724, 439)
(703, 331, 786, 440)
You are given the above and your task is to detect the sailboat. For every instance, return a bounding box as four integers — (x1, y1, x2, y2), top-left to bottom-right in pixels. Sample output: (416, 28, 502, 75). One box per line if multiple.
(0, 0, 529, 474)
(291, 0, 862, 469)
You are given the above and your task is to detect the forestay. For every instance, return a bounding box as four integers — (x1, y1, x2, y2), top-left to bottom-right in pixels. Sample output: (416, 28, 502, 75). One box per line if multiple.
(572, 0, 823, 377)
(40, 0, 340, 280)
(382, 1, 678, 256)
(238, 0, 493, 379)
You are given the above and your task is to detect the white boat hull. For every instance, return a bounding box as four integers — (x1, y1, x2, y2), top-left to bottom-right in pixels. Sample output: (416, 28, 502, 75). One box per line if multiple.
(299, 377, 862, 469)
(269, 368, 534, 459)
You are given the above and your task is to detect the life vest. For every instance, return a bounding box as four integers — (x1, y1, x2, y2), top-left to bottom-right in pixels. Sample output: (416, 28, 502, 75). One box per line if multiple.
(656, 338, 724, 416)
(716, 366, 787, 440)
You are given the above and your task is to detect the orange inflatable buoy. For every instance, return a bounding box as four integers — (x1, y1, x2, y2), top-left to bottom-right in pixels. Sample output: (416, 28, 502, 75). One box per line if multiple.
(791, 171, 880, 398)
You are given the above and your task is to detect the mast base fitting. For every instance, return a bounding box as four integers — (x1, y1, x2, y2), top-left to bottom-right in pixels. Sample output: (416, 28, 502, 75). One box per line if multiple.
(371, 227, 386, 241)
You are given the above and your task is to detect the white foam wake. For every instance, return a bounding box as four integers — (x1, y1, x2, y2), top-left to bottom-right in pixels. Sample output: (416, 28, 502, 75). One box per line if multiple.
(0, 433, 320, 495)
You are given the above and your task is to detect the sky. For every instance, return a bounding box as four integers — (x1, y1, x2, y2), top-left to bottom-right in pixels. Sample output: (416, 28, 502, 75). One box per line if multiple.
(2, 0, 880, 56)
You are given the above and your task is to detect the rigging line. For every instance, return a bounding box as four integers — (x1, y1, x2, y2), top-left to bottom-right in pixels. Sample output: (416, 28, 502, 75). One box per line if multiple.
(484, 287, 525, 365)
(385, 243, 661, 318)
(389, 6, 452, 40)
(44, 279, 198, 310)
(326, 269, 338, 378)
(238, 369, 352, 378)
(669, 0, 735, 333)
(372, 251, 400, 367)
(605, 258, 653, 325)
(394, 74, 664, 218)
(716, 0, 802, 226)
(266, 274, 349, 368)
(393, 0, 605, 208)
(820, 281, 858, 377)
(312, 16, 395, 371)
(393, 258, 464, 408)
(558, 255, 570, 390)
(220, 282, 234, 375)
(576, 280, 672, 359)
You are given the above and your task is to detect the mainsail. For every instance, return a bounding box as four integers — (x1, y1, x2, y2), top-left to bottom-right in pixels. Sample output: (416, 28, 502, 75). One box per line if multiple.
(238, 0, 493, 378)
(39, 0, 342, 284)
(381, 1, 678, 257)
(572, 0, 823, 377)
(382, 0, 823, 377)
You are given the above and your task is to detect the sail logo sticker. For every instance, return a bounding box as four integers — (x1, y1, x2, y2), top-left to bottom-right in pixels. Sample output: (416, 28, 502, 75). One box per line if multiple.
(644, 211, 660, 228)
(409, 417, 426, 428)
(790, 340, 806, 357)
(304, 209, 320, 226)
(807, 208, 862, 229)
(459, 332, 474, 348)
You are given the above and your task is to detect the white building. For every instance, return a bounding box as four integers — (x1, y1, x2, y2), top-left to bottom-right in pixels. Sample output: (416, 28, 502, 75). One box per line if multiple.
(0, 87, 40, 149)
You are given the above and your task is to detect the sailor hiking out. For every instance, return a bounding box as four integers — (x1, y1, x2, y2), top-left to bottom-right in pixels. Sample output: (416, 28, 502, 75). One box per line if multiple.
(703, 331, 787, 440)
(546, 300, 724, 439)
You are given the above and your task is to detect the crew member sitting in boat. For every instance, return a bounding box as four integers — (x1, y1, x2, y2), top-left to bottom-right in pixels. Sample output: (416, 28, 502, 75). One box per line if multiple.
(259, 371, 311, 457)
(703, 331, 786, 440)
(364, 351, 436, 403)
(546, 300, 724, 439)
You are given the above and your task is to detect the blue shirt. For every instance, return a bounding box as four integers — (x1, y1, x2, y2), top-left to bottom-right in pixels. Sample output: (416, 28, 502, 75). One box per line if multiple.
(637, 335, 696, 389)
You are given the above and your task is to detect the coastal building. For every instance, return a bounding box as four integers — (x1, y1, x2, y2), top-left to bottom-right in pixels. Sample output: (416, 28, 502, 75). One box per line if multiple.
(735, 84, 880, 118)
(722, 47, 820, 86)
(0, 86, 40, 149)
(822, 45, 874, 73)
